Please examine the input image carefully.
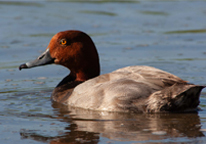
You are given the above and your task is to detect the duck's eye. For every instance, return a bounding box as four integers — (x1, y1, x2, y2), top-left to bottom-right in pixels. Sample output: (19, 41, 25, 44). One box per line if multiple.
(60, 39, 67, 45)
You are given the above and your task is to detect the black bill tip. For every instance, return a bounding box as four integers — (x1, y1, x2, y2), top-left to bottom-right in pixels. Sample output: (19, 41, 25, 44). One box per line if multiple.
(19, 63, 28, 70)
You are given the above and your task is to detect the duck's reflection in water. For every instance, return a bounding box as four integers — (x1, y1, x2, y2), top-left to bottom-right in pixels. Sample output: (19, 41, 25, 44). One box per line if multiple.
(20, 102, 204, 143)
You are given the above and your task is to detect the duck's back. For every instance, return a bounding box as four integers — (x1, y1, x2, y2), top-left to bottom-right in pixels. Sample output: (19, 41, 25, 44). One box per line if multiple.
(65, 66, 204, 113)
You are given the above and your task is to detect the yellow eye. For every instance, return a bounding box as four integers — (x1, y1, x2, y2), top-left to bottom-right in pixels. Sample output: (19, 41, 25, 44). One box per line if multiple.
(60, 39, 67, 45)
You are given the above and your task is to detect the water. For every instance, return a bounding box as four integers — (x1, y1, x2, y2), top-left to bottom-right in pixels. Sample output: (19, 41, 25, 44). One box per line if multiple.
(1, 0, 206, 143)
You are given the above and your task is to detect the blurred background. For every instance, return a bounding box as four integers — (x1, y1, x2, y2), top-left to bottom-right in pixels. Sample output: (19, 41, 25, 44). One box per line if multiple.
(0, 0, 206, 144)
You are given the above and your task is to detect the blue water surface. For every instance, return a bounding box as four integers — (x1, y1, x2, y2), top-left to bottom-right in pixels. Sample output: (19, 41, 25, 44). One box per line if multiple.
(0, 0, 206, 144)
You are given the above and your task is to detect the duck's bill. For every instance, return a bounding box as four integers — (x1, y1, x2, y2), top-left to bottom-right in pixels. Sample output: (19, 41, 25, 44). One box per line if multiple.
(19, 49, 55, 70)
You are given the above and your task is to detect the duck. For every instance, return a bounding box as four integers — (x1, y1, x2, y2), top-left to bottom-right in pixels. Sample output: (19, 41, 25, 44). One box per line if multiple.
(19, 30, 205, 113)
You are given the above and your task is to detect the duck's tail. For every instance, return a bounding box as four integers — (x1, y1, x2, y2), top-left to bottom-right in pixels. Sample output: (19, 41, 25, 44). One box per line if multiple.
(146, 84, 205, 113)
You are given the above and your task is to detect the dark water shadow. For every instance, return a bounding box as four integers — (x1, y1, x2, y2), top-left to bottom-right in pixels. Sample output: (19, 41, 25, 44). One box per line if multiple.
(165, 29, 206, 34)
(0, 1, 43, 7)
(80, 10, 117, 16)
(20, 102, 205, 143)
(47, 0, 140, 4)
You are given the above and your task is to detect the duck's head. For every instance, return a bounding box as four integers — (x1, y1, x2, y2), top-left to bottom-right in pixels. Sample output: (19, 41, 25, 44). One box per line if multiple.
(19, 30, 100, 81)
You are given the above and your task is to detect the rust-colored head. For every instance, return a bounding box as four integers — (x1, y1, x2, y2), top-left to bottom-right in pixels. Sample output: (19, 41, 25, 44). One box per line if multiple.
(19, 30, 100, 81)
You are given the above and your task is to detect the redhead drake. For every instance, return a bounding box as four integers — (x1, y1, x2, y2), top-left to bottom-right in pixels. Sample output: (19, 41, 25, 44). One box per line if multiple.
(19, 30, 205, 113)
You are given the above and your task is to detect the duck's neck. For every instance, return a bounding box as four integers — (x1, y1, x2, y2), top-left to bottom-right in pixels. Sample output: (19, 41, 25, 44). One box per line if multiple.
(56, 73, 77, 87)
(56, 68, 100, 87)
